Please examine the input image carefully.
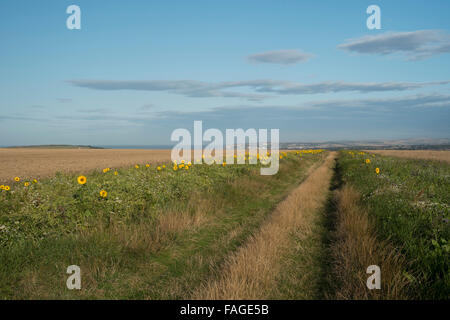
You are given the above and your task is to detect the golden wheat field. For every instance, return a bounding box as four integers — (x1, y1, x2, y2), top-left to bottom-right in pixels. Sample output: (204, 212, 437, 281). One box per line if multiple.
(365, 150, 450, 162)
(0, 148, 172, 183)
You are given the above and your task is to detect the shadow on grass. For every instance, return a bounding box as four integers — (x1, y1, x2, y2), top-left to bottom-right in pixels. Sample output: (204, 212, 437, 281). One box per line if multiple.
(316, 155, 343, 299)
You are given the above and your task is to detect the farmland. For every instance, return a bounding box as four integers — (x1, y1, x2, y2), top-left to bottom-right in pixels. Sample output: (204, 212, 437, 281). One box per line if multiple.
(365, 150, 450, 163)
(0, 148, 171, 183)
(0, 149, 448, 299)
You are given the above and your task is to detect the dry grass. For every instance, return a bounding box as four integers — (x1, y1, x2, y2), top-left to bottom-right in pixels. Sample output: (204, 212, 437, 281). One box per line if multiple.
(16, 194, 218, 299)
(0, 148, 171, 183)
(193, 152, 336, 299)
(327, 185, 412, 299)
(365, 150, 450, 163)
(86, 194, 217, 254)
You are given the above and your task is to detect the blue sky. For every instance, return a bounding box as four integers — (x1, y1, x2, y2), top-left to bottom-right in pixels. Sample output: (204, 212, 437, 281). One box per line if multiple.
(1, 0, 450, 146)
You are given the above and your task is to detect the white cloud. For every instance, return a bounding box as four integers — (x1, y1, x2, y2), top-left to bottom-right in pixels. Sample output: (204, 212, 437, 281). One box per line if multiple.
(338, 30, 450, 60)
(67, 79, 450, 98)
(247, 49, 313, 65)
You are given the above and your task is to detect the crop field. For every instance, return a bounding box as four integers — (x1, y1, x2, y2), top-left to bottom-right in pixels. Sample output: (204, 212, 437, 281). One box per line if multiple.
(365, 150, 450, 163)
(0, 149, 448, 299)
(0, 148, 172, 183)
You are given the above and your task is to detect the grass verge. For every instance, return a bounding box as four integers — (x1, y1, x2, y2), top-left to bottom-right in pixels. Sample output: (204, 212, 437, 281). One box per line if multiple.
(332, 151, 449, 299)
(326, 185, 412, 299)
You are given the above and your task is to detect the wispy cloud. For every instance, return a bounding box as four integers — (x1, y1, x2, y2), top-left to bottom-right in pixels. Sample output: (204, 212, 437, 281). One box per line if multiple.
(260, 81, 450, 95)
(28, 105, 46, 110)
(140, 104, 154, 111)
(76, 108, 110, 113)
(67, 79, 450, 99)
(3, 93, 448, 143)
(306, 93, 450, 109)
(247, 49, 314, 65)
(67, 79, 270, 101)
(338, 30, 450, 60)
(57, 98, 72, 103)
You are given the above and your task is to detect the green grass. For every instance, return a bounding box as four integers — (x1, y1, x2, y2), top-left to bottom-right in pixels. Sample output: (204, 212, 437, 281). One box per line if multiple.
(272, 204, 331, 299)
(337, 151, 449, 299)
(0, 152, 326, 299)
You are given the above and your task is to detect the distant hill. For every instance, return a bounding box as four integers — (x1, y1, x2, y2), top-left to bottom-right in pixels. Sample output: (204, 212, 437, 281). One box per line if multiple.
(281, 138, 450, 150)
(4, 144, 104, 149)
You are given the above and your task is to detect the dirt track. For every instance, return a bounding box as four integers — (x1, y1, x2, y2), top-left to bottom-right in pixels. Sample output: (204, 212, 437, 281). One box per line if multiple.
(0, 148, 171, 183)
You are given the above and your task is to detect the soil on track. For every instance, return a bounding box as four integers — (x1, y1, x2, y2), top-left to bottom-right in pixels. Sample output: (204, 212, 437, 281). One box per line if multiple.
(0, 148, 171, 183)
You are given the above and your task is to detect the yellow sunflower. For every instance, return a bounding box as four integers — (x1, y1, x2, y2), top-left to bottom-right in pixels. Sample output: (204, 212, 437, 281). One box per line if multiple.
(24, 182, 30, 187)
(157, 166, 161, 171)
(14, 177, 20, 182)
(375, 168, 380, 174)
(77, 175, 87, 185)
(365, 159, 371, 164)
(99, 190, 108, 198)
(4, 186, 10, 191)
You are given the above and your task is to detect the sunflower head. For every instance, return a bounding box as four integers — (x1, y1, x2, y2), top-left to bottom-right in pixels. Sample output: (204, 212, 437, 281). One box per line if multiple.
(14, 177, 20, 182)
(33, 179, 38, 184)
(375, 168, 380, 174)
(114, 171, 118, 176)
(77, 175, 87, 185)
(135, 165, 139, 169)
(99, 190, 108, 198)
(157, 166, 161, 171)
(146, 164, 150, 168)
(24, 182, 30, 187)
(365, 159, 371, 164)
(0, 185, 4, 190)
